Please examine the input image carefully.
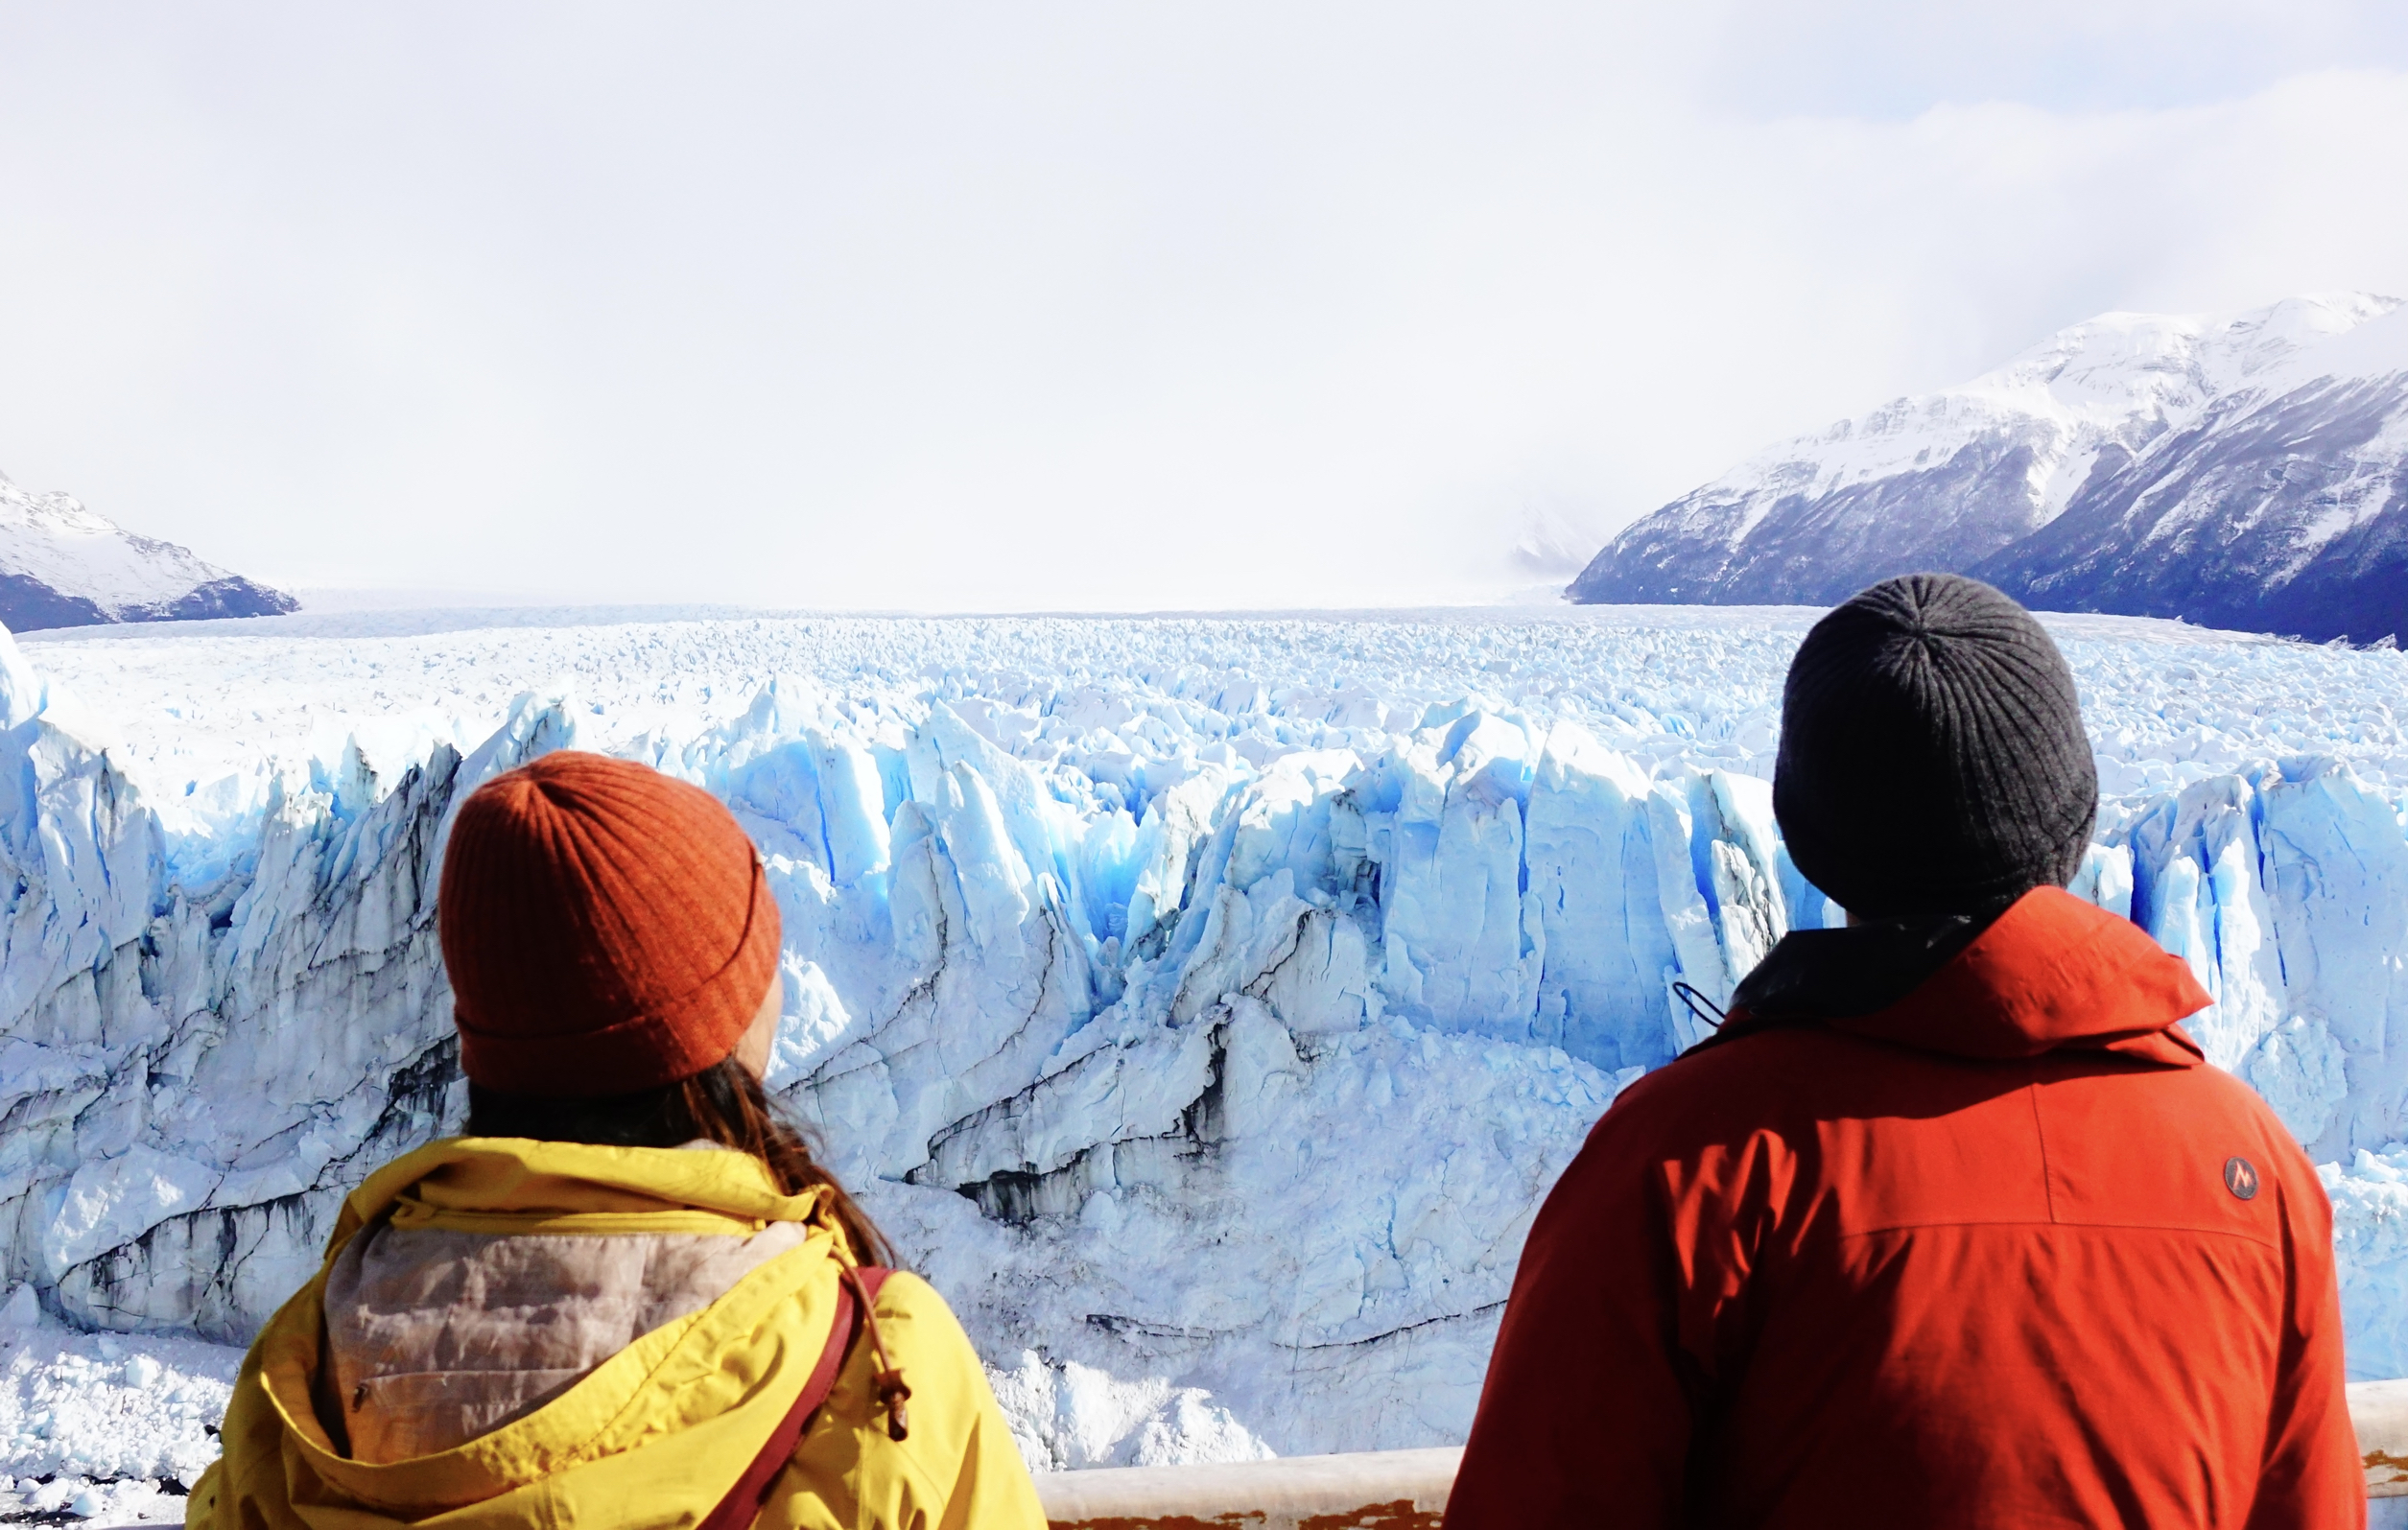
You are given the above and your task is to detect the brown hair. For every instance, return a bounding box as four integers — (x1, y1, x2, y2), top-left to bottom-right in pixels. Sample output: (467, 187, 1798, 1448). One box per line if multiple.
(465, 1058, 894, 1268)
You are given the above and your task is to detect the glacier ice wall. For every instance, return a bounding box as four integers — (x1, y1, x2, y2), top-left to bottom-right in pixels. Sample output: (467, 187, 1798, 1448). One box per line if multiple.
(3, 606, 2407, 1463)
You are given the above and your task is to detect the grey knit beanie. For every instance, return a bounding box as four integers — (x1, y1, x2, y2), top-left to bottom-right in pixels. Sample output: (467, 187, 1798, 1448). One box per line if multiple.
(1773, 574, 2097, 920)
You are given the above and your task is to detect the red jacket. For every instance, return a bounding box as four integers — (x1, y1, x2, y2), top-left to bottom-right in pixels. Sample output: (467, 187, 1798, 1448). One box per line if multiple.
(1447, 888, 2361, 1529)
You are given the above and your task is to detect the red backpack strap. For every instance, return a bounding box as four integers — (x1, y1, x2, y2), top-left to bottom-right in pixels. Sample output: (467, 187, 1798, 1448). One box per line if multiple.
(697, 1265, 894, 1530)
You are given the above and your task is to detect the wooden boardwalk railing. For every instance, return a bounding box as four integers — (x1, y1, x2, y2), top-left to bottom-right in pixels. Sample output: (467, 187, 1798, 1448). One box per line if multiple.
(1036, 1447, 1458, 1530)
(2362, 1380, 2408, 1503)
(1034, 1379, 2408, 1529)
(76, 1378, 2408, 1529)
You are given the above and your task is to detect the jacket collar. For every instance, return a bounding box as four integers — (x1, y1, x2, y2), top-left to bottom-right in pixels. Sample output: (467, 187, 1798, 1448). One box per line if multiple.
(330, 1137, 833, 1258)
(1714, 886, 2209, 1068)
(1728, 903, 2001, 1023)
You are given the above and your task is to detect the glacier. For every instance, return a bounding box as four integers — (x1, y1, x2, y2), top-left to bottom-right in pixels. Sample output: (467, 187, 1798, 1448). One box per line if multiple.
(0, 603, 2403, 1482)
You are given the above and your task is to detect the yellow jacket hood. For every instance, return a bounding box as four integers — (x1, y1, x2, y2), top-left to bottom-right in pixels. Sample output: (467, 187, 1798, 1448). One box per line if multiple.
(188, 1137, 1045, 1530)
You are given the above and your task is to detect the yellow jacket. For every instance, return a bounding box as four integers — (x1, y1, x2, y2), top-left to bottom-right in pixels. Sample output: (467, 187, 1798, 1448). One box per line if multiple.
(188, 1138, 1048, 1530)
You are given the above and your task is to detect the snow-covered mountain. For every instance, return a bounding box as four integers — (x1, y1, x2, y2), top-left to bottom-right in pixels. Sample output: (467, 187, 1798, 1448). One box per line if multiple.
(0, 473, 295, 631)
(1570, 293, 2408, 643)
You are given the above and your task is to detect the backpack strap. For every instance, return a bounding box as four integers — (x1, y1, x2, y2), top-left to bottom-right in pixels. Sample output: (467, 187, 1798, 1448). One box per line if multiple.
(697, 1265, 895, 1530)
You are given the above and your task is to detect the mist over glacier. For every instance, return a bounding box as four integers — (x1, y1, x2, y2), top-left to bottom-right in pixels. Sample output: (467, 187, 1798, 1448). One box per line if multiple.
(0, 604, 2403, 1470)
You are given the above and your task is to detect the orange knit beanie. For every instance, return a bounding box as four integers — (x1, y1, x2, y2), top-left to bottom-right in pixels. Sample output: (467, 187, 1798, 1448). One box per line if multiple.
(437, 751, 781, 1097)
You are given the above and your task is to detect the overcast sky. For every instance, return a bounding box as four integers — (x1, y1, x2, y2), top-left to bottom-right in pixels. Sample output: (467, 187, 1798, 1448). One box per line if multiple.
(3, 3, 2406, 611)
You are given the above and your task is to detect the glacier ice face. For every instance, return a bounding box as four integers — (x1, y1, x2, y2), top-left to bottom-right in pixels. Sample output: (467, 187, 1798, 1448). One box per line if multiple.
(4, 602, 2408, 1462)
(2126, 758, 2408, 1159)
(2328, 1146, 2408, 1383)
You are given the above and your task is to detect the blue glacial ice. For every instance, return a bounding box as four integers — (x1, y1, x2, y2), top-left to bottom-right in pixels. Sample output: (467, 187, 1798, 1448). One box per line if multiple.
(0, 604, 2403, 1469)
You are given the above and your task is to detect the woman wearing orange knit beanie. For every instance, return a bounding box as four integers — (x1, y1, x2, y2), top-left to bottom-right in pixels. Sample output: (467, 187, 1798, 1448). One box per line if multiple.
(190, 751, 1046, 1530)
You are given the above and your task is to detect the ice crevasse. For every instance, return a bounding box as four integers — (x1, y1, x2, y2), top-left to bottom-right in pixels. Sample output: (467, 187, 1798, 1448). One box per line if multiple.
(0, 609, 2403, 1470)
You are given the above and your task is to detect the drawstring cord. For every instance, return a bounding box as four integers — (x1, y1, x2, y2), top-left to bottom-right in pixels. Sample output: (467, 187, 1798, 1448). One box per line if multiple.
(1672, 981, 1727, 1030)
(838, 1263, 912, 1442)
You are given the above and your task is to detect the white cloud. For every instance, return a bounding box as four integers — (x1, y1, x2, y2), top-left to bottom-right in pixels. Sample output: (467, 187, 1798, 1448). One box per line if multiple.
(0, 6, 2402, 611)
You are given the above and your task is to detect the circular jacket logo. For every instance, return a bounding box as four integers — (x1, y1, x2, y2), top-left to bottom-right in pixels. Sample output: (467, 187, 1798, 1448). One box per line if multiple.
(2224, 1156, 2260, 1201)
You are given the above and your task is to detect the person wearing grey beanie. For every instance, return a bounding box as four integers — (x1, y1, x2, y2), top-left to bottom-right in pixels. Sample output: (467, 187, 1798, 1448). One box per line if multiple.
(1774, 572, 2098, 920)
(1448, 573, 2357, 1530)
(1728, 573, 2102, 1021)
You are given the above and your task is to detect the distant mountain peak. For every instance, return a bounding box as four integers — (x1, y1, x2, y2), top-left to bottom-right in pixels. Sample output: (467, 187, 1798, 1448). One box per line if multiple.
(1569, 292, 2408, 644)
(1981, 291, 2398, 400)
(0, 472, 297, 631)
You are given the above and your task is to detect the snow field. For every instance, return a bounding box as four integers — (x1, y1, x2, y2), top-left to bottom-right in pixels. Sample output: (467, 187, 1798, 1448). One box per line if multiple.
(0, 1283, 236, 1522)
(0, 603, 2402, 1482)
(25, 605, 2408, 861)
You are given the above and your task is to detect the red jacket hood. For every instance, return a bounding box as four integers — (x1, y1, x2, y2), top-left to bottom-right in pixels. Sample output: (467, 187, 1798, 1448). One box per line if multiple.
(1723, 886, 2211, 1068)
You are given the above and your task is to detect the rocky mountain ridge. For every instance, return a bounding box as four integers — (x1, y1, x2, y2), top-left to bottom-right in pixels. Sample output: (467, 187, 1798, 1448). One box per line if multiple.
(1570, 293, 2408, 644)
(0, 473, 295, 631)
